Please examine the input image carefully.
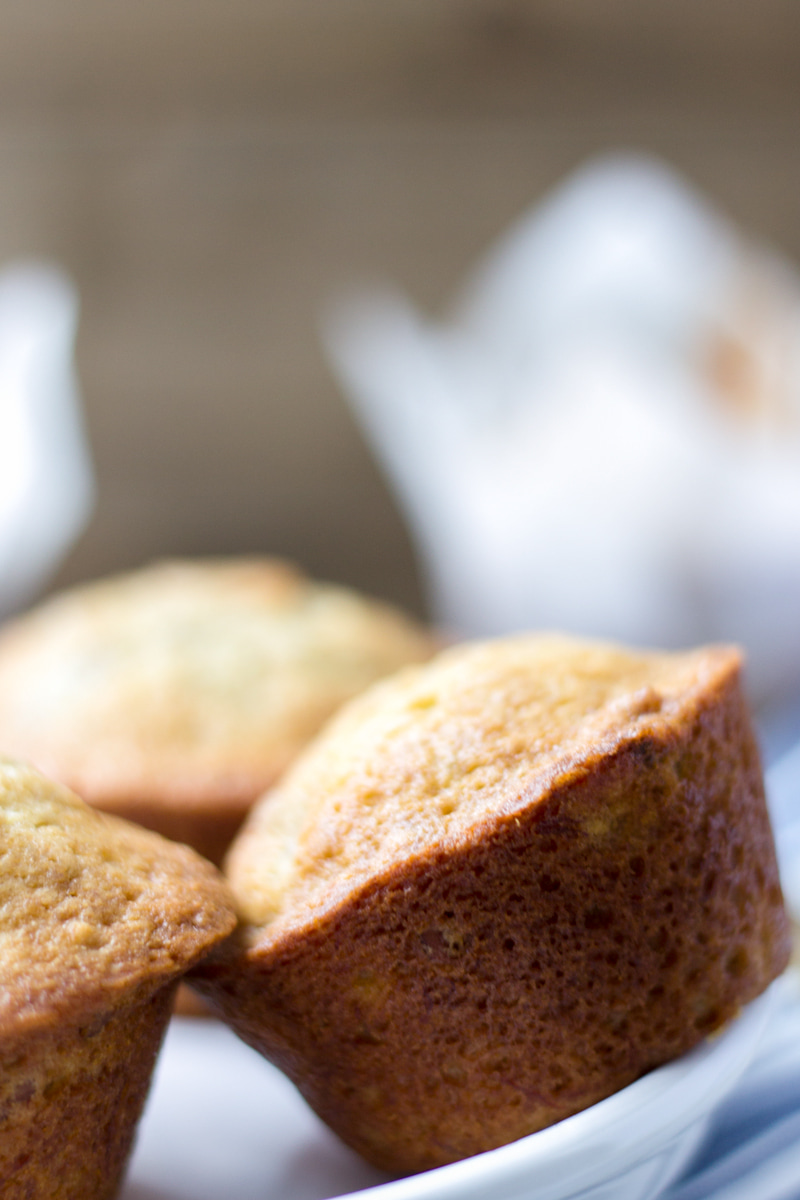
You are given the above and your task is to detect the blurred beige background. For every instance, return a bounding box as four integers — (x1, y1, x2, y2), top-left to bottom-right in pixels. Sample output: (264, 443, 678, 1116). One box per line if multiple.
(2, 0, 799, 617)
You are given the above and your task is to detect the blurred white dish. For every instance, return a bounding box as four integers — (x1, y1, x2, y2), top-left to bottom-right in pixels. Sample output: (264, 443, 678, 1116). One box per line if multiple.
(325, 155, 800, 703)
(121, 978, 781, 1200)
(0, 261, 93, 618)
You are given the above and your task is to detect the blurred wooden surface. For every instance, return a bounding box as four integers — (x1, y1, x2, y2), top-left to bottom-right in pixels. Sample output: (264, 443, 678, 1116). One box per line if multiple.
(1, 1, 799, 615)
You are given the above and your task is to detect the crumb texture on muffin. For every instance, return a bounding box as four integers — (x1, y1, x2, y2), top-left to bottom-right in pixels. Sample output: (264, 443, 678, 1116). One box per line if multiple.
(228, 635, 753, 929)
(0, 759, 235, 1035)
(195, 634, 790, 1174)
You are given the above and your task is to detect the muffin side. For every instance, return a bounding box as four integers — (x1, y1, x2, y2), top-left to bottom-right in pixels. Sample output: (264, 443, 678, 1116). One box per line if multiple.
(0, 984, 175, 1200)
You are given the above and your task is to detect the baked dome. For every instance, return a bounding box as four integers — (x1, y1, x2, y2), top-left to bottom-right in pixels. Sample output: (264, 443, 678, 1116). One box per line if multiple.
(0, 558, 433, 864)
(192, 634, 790, 1173)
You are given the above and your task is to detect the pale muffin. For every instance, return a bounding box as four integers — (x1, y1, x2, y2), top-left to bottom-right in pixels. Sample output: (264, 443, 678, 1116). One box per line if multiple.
(0, 759, 235, 1199)
(190, 634, 790, 1173)
(0, 558, 434, 865)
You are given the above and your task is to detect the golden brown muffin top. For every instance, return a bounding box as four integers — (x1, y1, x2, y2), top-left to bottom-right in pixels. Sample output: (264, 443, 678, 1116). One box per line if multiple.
(0, 558, 434, 815)
(229, 633, 741, 936)
(0, 760, 236, 1037)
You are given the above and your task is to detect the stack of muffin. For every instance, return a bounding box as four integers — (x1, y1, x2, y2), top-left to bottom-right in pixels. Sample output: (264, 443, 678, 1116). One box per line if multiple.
(0, 557, 790, 1195)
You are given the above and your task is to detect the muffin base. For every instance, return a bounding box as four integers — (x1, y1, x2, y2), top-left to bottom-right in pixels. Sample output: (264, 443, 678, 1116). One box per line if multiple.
(0, 982, 177, 1200)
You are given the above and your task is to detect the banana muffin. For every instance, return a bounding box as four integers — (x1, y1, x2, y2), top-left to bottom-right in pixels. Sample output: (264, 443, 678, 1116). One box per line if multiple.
(0, 759, 235, 1199)
(0, 558, 433, 864)
(190, 633, 790, 1173)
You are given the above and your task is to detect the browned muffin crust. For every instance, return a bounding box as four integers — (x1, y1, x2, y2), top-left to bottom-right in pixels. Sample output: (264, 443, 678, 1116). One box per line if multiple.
(0, 557, 434, 864)
(190, 634, 790, 1174)
(1, 986, 175, 1200)
(0, 760, 236, 1199)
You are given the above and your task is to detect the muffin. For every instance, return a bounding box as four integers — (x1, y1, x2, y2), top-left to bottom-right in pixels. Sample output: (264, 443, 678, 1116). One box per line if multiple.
(190, 633, 790, 1174)
(0, 557, 434, 865)
(0, 759, 235, 1199)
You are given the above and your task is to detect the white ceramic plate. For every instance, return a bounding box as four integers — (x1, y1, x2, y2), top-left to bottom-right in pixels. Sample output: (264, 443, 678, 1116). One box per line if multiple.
(120, 981, 778, 1200)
